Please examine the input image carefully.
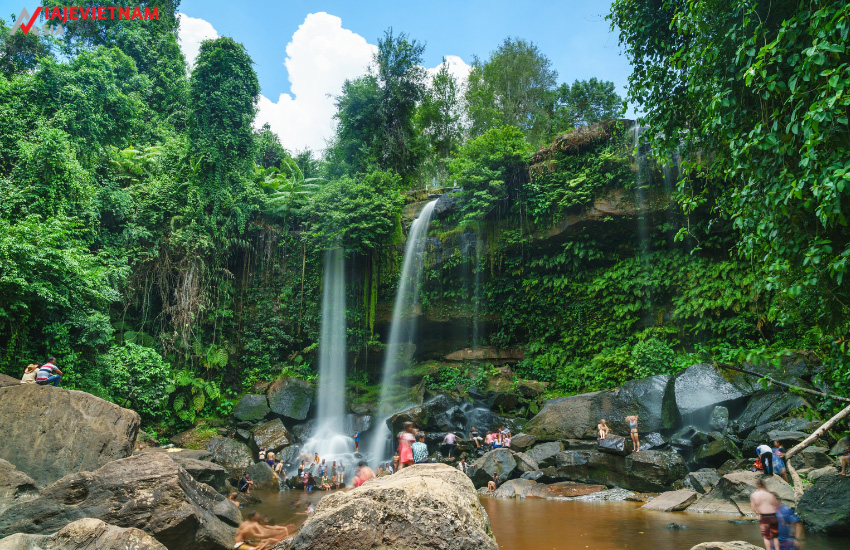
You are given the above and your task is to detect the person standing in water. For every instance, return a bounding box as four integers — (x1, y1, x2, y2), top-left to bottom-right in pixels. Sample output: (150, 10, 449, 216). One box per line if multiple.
(353, 431, 360, 453)
(625, 415, 640, 452)
(750, 478, 780, 550)
(398, 422, 416, 469)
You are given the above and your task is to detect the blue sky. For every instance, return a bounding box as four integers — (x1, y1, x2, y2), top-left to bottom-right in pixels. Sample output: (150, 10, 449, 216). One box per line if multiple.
(2, 1, 635, 151)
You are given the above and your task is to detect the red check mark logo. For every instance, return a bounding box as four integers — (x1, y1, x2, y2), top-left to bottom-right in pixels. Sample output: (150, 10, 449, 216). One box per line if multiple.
(17, 7, 42, 35)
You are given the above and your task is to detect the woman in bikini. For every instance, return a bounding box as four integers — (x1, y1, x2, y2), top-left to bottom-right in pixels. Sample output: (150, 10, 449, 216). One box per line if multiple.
(597, 419, 610, 440)
(625, 415, 640, 452)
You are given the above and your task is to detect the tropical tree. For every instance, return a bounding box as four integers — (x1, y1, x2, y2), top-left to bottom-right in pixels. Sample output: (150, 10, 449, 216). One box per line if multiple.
(551, 78, 625, 132)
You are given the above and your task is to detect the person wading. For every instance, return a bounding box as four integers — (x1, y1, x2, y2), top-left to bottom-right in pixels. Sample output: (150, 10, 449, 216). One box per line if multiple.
(750, 478, 780, 550)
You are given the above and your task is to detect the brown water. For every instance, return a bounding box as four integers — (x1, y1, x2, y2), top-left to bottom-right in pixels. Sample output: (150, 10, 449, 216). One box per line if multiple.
(245, 489, 848, 550)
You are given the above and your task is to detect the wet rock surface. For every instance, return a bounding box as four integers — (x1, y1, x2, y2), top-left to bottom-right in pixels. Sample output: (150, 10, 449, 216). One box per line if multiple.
(0, 452, 239, 550)
(267, 378, 313, 421)
(0, 518, 168, 550)
(508, 433, 537, 451)
(735, 391, 808, 434)
(252, 418, 292, 453)
(0, 461, 38, 516)
(789, 446, 834, 470)
(525, 441, 563, 467)
(246, 461, 278, 491)
(0, 385, 139, 487)
(553, 449, 687, 492)
(598, 434, 630, 455)
(642, 489, 700, 511)
(204, 436, 253, 477)
(694, 437, 742, 468)
(672, 364, 760, 417)
(273, 464, 498, 550)
(468, 448, 517, 487)
(684, 469, 721, 494)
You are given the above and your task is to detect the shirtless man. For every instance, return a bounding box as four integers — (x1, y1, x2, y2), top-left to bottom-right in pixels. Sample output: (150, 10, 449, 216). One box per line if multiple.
(234, 512, 293, 550)
(749, 478, 780, 550)
(353, 462, 376, 486)
(625, 415, 640, 452)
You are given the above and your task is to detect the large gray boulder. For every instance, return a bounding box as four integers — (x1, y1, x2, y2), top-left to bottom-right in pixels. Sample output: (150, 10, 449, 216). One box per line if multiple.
(525, 441, 563, 467)
(797, 473, 850, 534)
(685, 471, 794, 515)
(252, 418, 292, 453)
(0, 460, 38, 516)
(672, 364, 760, 417)
(467, 448, 517, 487)
(789, 446, 834, 470)
(831, 435, 850, 456)
(553, 449, 687, 492)
(273, 464, 498, 550)
(232, 394, 270, 422)
(0, 518, 167, 550)
(508, 433, 537, 451)
(267, 378, 313, 421)
(642, 489, 699, 512)
(735, 391, 809, 435)
(247, 461, 278, 491)
(204, 436, 253, 477)
(0, 374, 19, 387)
(492, 478, 537, 498)
(741, 417, 819, 450)
(388, 395, 465, 434)
(684, 469, 721, 494)
(525, 375, 672, 441)
(0, 452, 239, 550)
(0, 385, 139, 487)
(693, 437, 742, 468)
(171, 458, 229, 494)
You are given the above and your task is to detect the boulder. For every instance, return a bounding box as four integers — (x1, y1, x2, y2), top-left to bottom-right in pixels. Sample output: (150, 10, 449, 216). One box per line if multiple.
(685, 471, 794, 515)
(168, 424, 219, 449)
(0, 452, 239, 550)
(512, 452, 538, 473)
(204, 437, 253, 477)
(0, 374, 19, 388)
(170, 458, 228, 494)
(765, 430, 808, 445)
(694, 437, 742, 468)
(672, 364, 760, 417)
(553, 449, 687, 492)
(232, 394, 270, 422)
(741, 418, 819, 449)
(508, 433, 537, 451)
(267, 378, 313, 421)
(432, 193, 458, 217)
(388, 395, 465, 434)
(290, 420, 314, 443)
(246, 461, 278, 491)
(640, 432, 668, 451)
(806, 466, 836, 483)
(492, 478, 536, 498)
(797, 473, 850, 534)
(276, 445, 302, 468)
(689, 543, 763, 550)
(527, 481, 607, 499)
(465, 408, 502, 433)
(520, 471, 545, 482)
(467, 449, 517, 487)
(789, 446, 834, 470)
(273, 464, 498, 550)
(709, 406, 730, 431)
(830, 435, 850, 456)
(525, 374, 672, 441)
(0, 385, 139, 487)
(597, 434, 630, 456)
(525, 441, 564, 467)
(252, 418, 292, 453)
(0, 518, 167, 550)
(642, 489, 700, 512)
(145, 447, 214, 461)
(684, 470, 721, 494)
(734, 391, 809, 435)
(717, 459, 755, 476)
(0, 460, 39, 515)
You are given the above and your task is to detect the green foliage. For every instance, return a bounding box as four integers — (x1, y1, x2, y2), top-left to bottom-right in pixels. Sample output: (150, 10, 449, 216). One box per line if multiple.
(551, 78, 625, 133)
(305, 170, 405, 254)
(96, 343, 172, 422)
(450, 126, 532, 223)
(631, 337, 676, 378)
(466, 37, 558, 146)
(168, 369, 222, 423)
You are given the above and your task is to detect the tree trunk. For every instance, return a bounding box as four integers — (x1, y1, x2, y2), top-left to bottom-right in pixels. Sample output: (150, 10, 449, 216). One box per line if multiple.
(784, 402, 850, 501)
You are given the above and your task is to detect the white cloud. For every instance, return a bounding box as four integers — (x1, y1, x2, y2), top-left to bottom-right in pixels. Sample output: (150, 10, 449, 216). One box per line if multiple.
(255, 12, 377, 152)
(177, 11, 470, 154)
(177, 13, 219, 68)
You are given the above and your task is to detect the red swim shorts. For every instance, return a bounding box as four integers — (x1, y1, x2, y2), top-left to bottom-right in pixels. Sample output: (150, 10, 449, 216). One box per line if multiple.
(759, 514, 779, 539)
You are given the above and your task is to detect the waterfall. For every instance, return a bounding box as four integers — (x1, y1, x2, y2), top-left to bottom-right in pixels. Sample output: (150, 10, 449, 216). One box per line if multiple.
(632, 124, 654, 316)
(301, 248, 354, 475)
(367, 199, 438, 467)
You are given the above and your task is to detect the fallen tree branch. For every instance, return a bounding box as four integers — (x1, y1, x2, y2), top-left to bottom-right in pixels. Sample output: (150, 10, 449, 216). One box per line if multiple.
(714, 362, 850, 403)
(784, 403, 850, 501)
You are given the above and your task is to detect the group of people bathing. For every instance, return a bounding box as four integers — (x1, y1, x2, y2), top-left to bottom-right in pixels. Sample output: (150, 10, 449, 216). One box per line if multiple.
(296, 452, 346, 491)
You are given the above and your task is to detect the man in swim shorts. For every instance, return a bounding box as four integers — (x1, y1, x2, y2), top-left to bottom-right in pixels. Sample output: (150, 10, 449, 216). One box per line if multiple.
(749, 478, 780, 550)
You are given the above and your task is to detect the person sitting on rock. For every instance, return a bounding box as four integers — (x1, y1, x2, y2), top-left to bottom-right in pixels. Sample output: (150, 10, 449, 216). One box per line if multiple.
(492, 432, 503, 449)
(412, 432, 429, 464)
(500, 426, 511, 439)
(625, 415, 640, 452)
(469, 426, 483, 448)
(457, 457, 468, 474)
(21, 364, 39, 384)
(483, 432, 494, 449)
(228, 492, 241, 508)
(238, 472, 254, 494)
(35, 357, 63, 387)
(839, 451, 850, 476)
(597, 419, 610, 440)
(320, 474, 331, 490)
(376, 465, 385, 476)
(234, 512, 293, 550)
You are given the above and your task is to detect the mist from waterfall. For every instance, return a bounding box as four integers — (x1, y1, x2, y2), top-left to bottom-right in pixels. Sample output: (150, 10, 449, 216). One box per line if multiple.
(367, 199, 438, 467)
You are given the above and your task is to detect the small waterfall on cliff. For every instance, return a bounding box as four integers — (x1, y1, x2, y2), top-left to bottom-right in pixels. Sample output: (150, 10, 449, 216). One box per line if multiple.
(367, 199, 439, 467)
(301, 248, 355, 476)
(632, 124, 654, 316)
